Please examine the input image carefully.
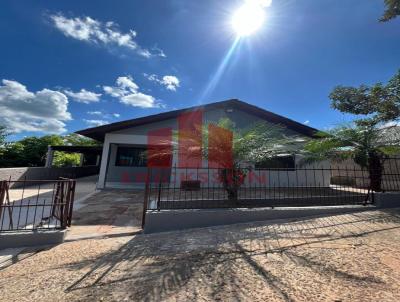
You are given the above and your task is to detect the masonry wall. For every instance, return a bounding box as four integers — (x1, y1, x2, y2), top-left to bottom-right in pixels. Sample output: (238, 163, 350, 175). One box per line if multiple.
(0, 166, 99, 187)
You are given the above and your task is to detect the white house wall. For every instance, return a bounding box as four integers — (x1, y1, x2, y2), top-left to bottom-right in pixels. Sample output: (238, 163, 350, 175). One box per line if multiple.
(97, 108, 322, 189)
(169, 158, 331, 189)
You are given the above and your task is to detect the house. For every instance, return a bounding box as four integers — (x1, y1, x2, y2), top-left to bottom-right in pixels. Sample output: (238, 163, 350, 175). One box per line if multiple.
(76, 99, 323, 189)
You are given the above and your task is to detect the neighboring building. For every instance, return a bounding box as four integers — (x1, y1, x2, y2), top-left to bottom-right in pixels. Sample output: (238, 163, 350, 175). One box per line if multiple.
(77, 99, 322, 189)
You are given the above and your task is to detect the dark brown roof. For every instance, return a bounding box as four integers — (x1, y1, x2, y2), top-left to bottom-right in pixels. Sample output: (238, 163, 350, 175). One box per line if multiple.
(76, 99, 318, 141)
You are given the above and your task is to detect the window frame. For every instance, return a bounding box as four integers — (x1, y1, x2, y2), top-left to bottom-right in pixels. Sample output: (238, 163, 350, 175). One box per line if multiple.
(255, 155, 296, 170)
(115, 146, 148, 167)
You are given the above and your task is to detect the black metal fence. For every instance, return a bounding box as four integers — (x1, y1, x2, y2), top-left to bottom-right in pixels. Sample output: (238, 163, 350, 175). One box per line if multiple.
(0, 179, 76, 232)
(143, 165, 400, 213)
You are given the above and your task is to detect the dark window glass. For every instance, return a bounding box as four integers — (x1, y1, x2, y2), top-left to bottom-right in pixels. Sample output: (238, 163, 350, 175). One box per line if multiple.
(115, 147, 147, 167)
(255, 156, 295, 170)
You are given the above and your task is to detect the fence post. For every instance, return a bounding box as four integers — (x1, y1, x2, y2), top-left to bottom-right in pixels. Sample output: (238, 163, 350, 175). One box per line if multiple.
(157, 169, 163, 211)
(59, 181, 66, 229)
(0, 181, 4, 225)
(141, 169, 150, 229)
(67, 180, 76, 227)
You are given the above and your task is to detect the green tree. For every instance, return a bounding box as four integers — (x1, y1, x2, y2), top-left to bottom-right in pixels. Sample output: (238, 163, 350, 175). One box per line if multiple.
(149, 118, 305, 200)
(204, 118, 305, 200)
(63, 133, 100, 146)
(0, 133, 100, 168)
(0, 125, 7, 146)
(330, 70, 400, 123)
(53, 151, 81, 167)
(305, 71, 400, 191)
(380, 0, 400, 22)
(19, 135, 64, 166)
(3, 135, 64, 167)
(304, 123, 400, 192)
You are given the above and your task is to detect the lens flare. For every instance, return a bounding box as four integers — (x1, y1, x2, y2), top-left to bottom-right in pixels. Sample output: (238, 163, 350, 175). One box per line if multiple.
(231, 3, 266, 37)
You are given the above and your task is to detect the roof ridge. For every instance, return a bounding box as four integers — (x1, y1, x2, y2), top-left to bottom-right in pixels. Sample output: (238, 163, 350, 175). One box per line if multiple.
(76, 99, 318, 141)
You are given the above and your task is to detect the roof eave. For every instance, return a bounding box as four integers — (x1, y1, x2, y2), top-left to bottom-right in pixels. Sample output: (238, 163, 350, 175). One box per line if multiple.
(76, 99, 319, 141)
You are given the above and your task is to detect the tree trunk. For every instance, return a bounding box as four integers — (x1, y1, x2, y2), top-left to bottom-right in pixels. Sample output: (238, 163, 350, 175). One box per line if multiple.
(368, 152, 383, 192)
(227, 187, 238, 200)
(219, 168, 242, 202)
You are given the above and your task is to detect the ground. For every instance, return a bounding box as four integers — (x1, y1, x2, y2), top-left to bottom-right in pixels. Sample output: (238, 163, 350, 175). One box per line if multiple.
(1, 192, 400, 302)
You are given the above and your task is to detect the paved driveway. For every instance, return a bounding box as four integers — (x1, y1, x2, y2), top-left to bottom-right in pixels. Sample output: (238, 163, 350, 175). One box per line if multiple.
(1, 208, 400, 301)
(66, 189, 144, 240)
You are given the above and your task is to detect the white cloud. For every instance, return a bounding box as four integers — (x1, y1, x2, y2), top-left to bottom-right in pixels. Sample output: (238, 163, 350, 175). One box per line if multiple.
(303, 120, 310, 125)
(152, 46, 166, 58)
(84, 119, 108, 127)
(120, 92, 157, 108)
(0, 79, 71, 134)
(144, 73, 180, 91)
(103, 76, 162, 108)
(50, 13, 165, 58)
(64, 89, 101, 103)
(87, 111, 102, 115)
(87, 111, 121, 119)
(162, 76, 180, 91)
(116, 76, 139, 91)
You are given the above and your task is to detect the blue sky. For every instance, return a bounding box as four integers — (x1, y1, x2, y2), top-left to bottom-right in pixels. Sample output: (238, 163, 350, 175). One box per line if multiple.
(0, 0, 399, 141)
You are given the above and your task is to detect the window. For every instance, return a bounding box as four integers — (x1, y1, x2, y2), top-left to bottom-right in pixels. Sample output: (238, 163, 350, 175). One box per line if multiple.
(255, 155, 295, 170)
(115, 147, 147, 167)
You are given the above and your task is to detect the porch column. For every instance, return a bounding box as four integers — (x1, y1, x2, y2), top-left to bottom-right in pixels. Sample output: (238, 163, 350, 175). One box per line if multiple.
(79, 153, 84, 166)
(95, 155, 101, 166)
(45, 146, 54, 167)
(97, 141, 111, 189)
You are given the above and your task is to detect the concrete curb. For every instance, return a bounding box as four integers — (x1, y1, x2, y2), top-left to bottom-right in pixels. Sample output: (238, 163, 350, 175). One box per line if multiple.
(0, 230, 66, 250)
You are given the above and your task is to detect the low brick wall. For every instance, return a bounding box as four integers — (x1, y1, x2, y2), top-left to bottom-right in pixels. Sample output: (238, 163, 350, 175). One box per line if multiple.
(0, 166, 99, 187)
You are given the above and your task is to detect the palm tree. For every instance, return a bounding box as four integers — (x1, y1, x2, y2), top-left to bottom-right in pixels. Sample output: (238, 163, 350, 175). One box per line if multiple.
(147, 117, 307, 200)
(204, 118, 306, 200)
(303, 120, 400, 192)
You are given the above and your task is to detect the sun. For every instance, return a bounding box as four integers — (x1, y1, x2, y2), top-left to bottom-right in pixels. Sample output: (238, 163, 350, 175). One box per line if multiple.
(231, 3, 266, 37)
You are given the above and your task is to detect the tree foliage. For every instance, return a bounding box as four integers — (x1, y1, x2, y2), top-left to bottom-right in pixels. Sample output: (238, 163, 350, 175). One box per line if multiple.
(380, 0, 400, 22)
(305, 70, 400, 191)
(329, 70, 400, 123)
(0, 125, 7, 146)
(0, 132, 100, 168)
(62, 133, 100, 146)
(204, 118, 305, 166)
(203, 118, 306, 200)
(53, 151, 81, 167)
(304, 124, 400, 165)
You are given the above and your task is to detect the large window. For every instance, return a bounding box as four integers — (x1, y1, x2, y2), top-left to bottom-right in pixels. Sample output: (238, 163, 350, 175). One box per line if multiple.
(115, 146, 147, 167)
(255, 155, 295, 170)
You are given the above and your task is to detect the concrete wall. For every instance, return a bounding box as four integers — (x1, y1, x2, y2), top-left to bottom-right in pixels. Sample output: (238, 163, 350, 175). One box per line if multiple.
(0, 166, 99, 187)
(374, 192, 400, 208)
(98, 107, 312, 189)
(331, 156, 400, 191)
(144, 205, 373, 233)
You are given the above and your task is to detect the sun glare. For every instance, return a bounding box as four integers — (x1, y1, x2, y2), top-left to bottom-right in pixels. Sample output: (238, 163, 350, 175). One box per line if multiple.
(231, 3, 266, 37)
